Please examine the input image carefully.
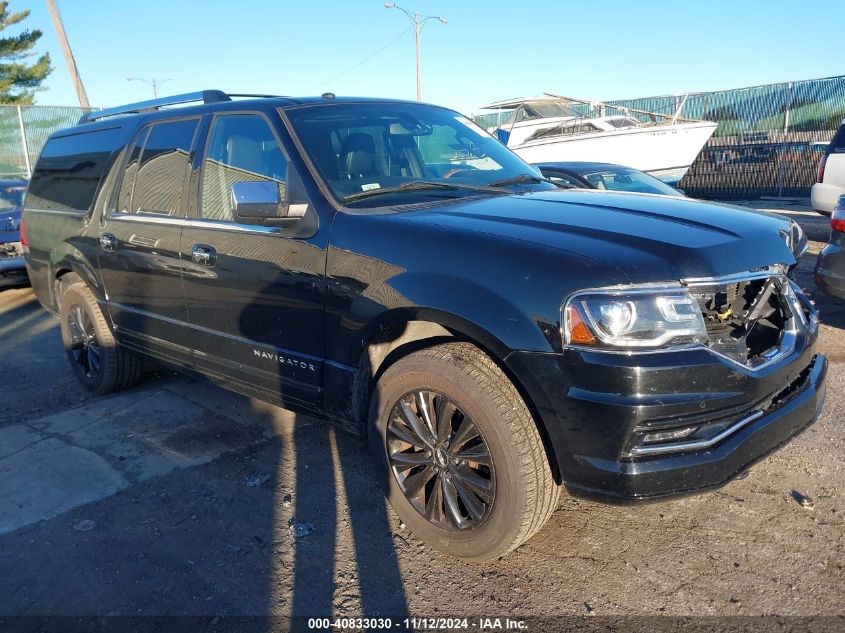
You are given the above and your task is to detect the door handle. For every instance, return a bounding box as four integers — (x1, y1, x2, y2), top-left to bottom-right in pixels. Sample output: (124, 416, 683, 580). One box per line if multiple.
(99, 233, 117, 251)
(191, 244, 217, 267)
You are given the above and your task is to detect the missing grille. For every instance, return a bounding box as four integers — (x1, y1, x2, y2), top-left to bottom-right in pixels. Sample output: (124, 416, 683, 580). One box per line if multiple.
(692, 277, 790, 364)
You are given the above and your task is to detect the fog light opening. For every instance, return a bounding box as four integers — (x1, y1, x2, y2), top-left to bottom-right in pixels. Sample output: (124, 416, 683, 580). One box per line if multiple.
(642, 426, 699, 444)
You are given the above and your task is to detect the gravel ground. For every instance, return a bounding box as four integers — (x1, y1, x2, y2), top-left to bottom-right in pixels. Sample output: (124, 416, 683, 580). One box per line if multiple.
(0, 201, 842, 629)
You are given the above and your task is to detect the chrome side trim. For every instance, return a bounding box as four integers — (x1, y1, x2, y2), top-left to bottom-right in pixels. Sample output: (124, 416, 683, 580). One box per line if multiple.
(629, 410, 765, 456)
(105, 212, 282, 235)
(23, 206, 88, 217)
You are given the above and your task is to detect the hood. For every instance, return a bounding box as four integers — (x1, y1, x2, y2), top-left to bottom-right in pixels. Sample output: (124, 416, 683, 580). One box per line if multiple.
(397, 189, 795, 284)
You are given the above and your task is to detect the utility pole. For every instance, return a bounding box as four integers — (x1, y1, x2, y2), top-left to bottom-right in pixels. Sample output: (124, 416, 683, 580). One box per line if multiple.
(414, 12, 421, 101)
(127, 77, 173, 98)
(45, 0, 90, 108)
(384, 4, 447, 101)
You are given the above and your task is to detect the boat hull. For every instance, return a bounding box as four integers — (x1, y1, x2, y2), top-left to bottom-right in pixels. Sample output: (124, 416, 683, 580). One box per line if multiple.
(509, 122, 718, 184)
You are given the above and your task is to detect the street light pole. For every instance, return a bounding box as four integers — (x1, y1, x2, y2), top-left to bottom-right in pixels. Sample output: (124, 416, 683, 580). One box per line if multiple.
(127, 77, 173, 98)
(384, 3, 447, 101)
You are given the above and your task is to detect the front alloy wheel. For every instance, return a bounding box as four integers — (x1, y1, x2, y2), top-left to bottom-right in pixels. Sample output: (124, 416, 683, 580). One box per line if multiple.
(369, 342, 560, 561)
(387, 389, 495, 530)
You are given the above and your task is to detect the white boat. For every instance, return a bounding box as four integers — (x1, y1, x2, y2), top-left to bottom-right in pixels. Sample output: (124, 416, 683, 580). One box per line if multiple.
(482, 94, 718, 184)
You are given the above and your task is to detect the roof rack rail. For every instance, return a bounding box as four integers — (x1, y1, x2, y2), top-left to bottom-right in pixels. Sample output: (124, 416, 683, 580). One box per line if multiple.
(226, 93, 288, 99)
(78, 90, 232, 124)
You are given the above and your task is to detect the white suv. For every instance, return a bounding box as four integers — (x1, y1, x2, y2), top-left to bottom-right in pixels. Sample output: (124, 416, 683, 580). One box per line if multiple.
(812, 120, 845, 215)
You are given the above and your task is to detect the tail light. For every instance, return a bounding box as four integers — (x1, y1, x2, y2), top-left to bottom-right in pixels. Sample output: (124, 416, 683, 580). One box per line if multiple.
(832, 198, 845, 233)
(19, 218, 27, 247)
(816, 154, 828, 183)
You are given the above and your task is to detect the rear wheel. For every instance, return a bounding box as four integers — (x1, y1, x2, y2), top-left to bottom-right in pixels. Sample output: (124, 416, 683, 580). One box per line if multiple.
(59, 281, 142, 394)
(368, 342, 559, 561)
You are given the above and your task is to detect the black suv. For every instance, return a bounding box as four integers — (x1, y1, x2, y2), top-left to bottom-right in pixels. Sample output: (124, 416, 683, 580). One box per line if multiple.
(23, 91, 827, 560)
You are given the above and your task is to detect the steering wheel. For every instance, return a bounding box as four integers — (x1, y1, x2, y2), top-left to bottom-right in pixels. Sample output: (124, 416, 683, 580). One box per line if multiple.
(442, 168, 470, 179)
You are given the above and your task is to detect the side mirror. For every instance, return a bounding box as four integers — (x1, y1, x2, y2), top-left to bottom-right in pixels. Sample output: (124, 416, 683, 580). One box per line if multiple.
(231, 181, 287, 225)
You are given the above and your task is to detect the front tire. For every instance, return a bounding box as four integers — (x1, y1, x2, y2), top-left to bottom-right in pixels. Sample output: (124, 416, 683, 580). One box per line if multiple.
(368, 342, 559, 561)
(59, 281, 142, 394)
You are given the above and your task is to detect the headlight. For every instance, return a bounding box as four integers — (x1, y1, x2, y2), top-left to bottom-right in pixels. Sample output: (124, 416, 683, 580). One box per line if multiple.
(564, 289, 707, 349)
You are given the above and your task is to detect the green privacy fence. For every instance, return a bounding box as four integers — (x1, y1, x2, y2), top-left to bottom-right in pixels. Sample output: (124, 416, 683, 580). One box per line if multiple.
(0, 105, 95, 179)
(474, 75, 845, 198)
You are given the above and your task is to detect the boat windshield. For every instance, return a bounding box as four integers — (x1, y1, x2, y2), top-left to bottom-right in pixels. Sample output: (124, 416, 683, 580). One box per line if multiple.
(503, 100, 580, 126)
(286, 102, 555, 208)
(525, 101, 580, 119)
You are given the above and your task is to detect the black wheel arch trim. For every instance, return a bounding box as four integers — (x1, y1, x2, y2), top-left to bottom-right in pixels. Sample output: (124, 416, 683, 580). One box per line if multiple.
(331, 307, 565, 484)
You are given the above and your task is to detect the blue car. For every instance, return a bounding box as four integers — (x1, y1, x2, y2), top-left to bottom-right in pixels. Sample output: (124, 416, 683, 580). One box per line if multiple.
(533, 161, 686, 196)
(0, 179, 28, 286)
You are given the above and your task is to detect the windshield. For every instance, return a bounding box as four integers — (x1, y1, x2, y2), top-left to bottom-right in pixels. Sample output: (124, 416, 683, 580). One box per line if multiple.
(581, 168, 682, 196)
(286, 102, 553, 207)
(0, 182, 25, 210)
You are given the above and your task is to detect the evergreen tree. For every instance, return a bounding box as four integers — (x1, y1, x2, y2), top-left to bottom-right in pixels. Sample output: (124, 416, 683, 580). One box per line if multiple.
(0, 2, 52, 104)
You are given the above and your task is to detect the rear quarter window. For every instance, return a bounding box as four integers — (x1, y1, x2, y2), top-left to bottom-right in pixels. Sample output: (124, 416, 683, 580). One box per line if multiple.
(27, 127, 123, 213)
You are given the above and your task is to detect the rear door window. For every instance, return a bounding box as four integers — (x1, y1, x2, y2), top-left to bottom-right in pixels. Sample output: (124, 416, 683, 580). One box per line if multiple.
(115, 127, 149, 213)
(27, 127, 123, 212)
(116, 118, 199, 216)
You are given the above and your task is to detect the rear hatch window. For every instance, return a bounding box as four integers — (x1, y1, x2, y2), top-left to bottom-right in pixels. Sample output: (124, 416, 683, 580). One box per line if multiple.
(827, 121, 845, 155)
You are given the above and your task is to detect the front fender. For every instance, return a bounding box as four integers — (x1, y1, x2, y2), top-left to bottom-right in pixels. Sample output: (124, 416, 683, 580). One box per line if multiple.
(325, 210, 628, 367)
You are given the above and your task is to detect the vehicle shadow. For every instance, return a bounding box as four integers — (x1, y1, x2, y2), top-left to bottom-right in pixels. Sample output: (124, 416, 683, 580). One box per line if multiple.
(0, 285, 411, 628)
(287, 410, 411, 629)
(234, 283, 411, 629)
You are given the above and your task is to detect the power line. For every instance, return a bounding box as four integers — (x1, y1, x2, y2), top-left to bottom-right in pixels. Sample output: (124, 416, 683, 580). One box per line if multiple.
(305, 27, 412, 93)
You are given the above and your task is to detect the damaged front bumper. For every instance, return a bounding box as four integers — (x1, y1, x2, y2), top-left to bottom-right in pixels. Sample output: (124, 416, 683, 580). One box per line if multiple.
(506, 277, 827, 501)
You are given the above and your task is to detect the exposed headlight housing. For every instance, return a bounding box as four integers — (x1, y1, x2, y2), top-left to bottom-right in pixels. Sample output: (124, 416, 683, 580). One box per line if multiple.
(564, 288, 708, 350)
(781, 220, 808, 259)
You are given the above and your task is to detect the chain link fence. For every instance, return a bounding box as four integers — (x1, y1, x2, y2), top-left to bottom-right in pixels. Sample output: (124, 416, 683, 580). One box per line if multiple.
(4, 78, 845, 199)
(475, 75, 845, 199)
(0, 105, 95, 179)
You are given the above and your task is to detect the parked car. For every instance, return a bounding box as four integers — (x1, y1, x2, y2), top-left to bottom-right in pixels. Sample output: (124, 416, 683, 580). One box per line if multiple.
(815, 194, 845, 300)
(24, 91, 826, 561)
(0, 179, 28, 285)
(533, 161, 685, 196)
(811, 119, 845, 215)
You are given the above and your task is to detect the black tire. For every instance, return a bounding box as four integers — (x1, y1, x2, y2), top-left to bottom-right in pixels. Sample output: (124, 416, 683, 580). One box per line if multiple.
(368, 342, 559, 561)
(59, 280, 142, 394)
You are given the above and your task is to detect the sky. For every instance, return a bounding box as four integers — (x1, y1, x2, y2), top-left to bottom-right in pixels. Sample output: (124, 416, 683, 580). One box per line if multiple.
(17, 0, 845, 115)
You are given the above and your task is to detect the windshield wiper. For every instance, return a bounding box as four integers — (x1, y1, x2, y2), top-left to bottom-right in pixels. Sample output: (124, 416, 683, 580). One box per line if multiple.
(343, 179, 508, 203)
(488, 173, 558, 188)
